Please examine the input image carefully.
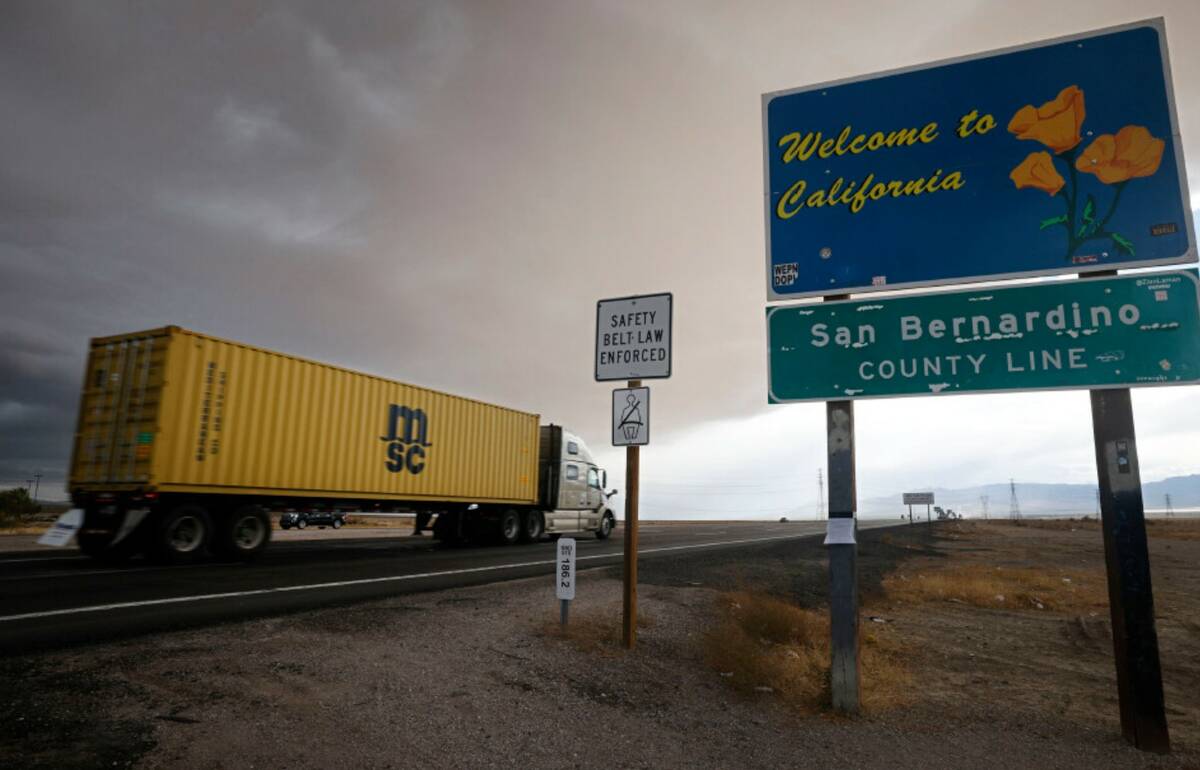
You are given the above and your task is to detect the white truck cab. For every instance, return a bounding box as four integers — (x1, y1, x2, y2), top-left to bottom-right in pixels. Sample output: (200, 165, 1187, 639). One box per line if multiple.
(543, 429, 616, 538)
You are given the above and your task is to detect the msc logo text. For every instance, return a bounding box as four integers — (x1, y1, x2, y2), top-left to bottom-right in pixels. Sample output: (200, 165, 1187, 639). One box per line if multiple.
(380, 404, 432, 474)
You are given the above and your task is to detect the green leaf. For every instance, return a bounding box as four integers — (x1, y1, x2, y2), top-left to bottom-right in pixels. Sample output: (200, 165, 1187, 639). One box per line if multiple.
(1111, 232, 1135, 257)
(1077, 195, 1097, 237)
(1081, 195, 1096, 223)
(1039, 214, 1067, 230)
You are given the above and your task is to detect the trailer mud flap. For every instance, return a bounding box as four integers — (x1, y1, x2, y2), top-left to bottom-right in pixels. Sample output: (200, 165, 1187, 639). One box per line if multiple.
(37, 508, 84, 547)
(111, 507, 151, 546)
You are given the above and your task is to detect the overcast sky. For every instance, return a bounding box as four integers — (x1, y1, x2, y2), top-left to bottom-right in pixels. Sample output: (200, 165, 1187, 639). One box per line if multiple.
(2, 1, 1197, 516)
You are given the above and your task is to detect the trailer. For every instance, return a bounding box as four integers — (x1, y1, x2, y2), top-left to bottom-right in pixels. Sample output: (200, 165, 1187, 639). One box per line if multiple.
(67, 327, 616, 562)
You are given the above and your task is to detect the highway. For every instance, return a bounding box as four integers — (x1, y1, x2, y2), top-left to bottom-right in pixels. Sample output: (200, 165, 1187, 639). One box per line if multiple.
(0, 520, 899, 655)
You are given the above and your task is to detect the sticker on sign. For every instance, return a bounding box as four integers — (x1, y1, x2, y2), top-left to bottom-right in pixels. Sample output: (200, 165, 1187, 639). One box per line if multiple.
(595, 293, 673, 381)
(556, 537, 576, 601)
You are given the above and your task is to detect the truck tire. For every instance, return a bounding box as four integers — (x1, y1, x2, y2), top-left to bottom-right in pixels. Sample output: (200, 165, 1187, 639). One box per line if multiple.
(332, 517, 343, 529)
(214, 505, 271, 561)
(151, 504, 212, 564)
(297, 517, 307, 529)
(497, 509, 521, 545)
(595, 512, 615, 540)
(519, 510, 544, 543)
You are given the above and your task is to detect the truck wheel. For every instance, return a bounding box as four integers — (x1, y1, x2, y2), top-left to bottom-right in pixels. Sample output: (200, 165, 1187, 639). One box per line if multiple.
(152, 505, 212, 564)
(332, 518, 343, 529)
(519, 511, 544, 543)
(497, 509, 521, 545)
(595, 512, 615, 540)
(297, 518, 308, 529)
(215, 505, 271, 561)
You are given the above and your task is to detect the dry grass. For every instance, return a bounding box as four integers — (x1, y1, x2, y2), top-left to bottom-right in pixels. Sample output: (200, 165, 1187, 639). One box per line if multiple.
(1146, 519, 1200, 541)
(702, 592, 912, 713)
(882, 564, 1107, 613)
(0, 523, 50, 536)
(540, 603, 653, 656)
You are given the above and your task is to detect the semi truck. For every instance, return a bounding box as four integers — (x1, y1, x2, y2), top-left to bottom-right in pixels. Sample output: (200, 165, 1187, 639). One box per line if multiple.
(67, 326, 617, 563)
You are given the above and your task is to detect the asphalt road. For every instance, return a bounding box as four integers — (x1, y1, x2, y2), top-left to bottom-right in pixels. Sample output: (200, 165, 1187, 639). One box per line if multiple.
(0, 520, 900, 655)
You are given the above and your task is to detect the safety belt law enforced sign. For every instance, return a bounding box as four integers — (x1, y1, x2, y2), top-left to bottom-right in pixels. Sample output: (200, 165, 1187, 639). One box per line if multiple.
(595, 293, 673, 381)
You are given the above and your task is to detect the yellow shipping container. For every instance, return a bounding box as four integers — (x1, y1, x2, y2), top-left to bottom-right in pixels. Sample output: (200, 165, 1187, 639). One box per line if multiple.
(69, 326, 540, 505)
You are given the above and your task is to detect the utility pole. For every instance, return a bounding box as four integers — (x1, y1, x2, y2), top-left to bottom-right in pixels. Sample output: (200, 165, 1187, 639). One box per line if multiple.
(31, 472, 42, 503)
(1009, 478, 1022, 521)
(1164, 494, 1174, 519)
(979, 495, 989, 521)
(817, 468, 825, 520)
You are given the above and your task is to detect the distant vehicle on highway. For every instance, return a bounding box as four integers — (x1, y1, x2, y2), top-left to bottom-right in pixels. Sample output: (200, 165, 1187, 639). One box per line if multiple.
(64, 326, 618, 564)
(279, 511, 345, 530)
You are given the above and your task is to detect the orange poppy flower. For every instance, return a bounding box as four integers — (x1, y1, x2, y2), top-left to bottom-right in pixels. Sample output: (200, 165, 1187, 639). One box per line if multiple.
(1008, 85, 1086, 154)
(1010, 151, 1065, 196)
(1075, 125, 1165, 184)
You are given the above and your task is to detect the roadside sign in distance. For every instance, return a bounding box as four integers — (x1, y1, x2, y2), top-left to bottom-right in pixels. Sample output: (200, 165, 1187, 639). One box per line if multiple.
(595, 293, 672, 381)
(612, 387, 650, 446)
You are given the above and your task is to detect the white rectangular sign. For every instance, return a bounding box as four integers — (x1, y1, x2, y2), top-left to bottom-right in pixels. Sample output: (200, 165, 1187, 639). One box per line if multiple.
(903, 492, 935, 505)
(595, 293, 673, 381)
(612, 387, 650, 446)
(556, 537, 576, 600)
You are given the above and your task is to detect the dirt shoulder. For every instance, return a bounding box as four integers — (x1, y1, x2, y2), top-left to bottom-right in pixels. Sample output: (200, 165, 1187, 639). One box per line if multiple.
(3, 521, 1198, 768)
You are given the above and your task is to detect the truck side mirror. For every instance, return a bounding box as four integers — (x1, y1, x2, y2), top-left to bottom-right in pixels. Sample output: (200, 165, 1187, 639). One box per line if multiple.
(606, 489, 618, 499)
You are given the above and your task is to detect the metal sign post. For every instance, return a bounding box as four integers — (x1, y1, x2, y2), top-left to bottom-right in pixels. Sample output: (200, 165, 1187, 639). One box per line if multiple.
(1090, 389, 1168, 752)
(557, 537, 576, 630)
(824, 397, 859, 713)
(621, 380, 641, 649)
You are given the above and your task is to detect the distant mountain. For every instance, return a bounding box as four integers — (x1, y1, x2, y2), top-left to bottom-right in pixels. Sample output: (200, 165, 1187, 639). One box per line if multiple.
(859, 474, 1200, 519)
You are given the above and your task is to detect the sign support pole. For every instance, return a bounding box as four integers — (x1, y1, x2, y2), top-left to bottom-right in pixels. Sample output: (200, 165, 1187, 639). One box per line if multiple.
(561, 598, 569, 630)
(622, 378, 642, 650)
(826, 396, 859, 712)
(1090, 387, 1170, 753)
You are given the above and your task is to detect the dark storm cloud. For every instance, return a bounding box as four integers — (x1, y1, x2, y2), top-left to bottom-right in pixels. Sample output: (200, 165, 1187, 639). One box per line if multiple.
(1, 1, 1197, 503)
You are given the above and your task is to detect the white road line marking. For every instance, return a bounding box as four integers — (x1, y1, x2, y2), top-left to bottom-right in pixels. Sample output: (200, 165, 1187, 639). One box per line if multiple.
(0, 531, 824, 623)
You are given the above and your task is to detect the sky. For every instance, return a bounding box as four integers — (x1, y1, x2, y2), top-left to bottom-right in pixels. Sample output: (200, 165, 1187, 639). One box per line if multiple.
(1, 0, 1198, 517)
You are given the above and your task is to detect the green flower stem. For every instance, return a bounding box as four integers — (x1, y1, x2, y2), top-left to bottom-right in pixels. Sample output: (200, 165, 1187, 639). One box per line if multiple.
(1072, 181, 1129, 254)
(1058, 147, 1080, 257)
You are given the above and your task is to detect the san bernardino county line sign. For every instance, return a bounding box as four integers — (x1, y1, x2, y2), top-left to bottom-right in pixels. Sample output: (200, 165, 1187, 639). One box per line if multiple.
(763, 19, 1195, 300)
(767, 271, 1200, 402)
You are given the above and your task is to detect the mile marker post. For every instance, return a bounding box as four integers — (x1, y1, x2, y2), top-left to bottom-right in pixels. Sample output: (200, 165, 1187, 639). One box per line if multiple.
(622, 378, 641, 649)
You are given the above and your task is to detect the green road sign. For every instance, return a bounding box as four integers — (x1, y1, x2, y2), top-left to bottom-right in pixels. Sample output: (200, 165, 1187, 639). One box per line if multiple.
(768, 271, 1200, 402)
